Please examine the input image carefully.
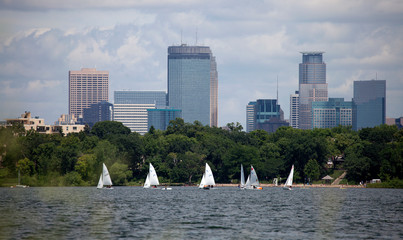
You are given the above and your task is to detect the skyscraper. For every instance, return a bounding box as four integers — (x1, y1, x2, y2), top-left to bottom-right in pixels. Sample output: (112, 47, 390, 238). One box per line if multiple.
(147, 108, 182, 131)
(69, 68, 109, 118)
(113, 90, 167, 134)
(353, 80, 386, 130)
(289, 91, 299, 129)
(167, 44, 218, 127)
(246, 101, 256, 133)
(82, 101, 113, 127)
(254, 99, 289, 133)
(298, 52, 328, 129)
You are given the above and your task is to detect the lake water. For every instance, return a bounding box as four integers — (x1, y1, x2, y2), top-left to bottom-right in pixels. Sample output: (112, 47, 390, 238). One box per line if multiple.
(0, 187, 402, 239)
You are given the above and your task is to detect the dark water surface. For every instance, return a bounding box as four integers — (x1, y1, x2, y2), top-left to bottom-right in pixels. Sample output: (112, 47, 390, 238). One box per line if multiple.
(0, 187, 402, 239)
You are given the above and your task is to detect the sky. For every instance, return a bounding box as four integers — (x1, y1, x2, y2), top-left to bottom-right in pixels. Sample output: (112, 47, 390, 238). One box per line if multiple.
(0, 0, 402, 127)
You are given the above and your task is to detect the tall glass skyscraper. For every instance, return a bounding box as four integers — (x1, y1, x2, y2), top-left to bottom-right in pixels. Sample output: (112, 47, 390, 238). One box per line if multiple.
(353, 80, 386, 130)
(298, 52, 328, 129)
(253, 99, 289, 133)
(167, 44, 218, 127)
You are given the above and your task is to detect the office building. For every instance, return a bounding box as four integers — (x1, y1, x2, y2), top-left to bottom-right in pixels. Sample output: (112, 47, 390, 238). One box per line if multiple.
(353, 80, 386, 130)
(290, 91, 299, 129)
(69, 68, 109, 117)
(82, 101, 113, 127)
(246, 101, 256, 133)
(167, 44, 218, 127)
(113, 91, 167, 134)
(312, 98, 353, 129)
(254, 99, 289, 133)
(147, 108, 182, 131)
(298, 52, 328, 129)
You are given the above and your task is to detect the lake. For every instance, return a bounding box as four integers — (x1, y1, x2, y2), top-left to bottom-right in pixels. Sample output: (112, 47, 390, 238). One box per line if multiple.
(0, 187, 402, 239)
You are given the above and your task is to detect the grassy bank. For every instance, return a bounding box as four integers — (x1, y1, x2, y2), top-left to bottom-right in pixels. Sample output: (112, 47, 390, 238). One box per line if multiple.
(366, 179, 403, 189)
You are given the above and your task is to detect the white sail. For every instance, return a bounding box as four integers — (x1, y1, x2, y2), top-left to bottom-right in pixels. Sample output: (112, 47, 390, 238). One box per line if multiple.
(102, 163, 113, 186)
(284, 165, 294, 187)
(199, 173, 206, 188)
(97, 174, 103, 189)
(245, 175, 251, 188)
(204, 163, 215, 186)
(250, 165, 260, 186)
(149, 163, 160, 186)
(144, 173, 150, 188)
(240, 164, 245, 188)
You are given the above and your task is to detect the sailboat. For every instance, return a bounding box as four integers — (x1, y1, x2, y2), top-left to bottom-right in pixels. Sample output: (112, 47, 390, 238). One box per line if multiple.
(144, 163, 160, 189)
(97, 163, 113, 189)
(283, 165, 294, 190)
(240, 164, 246, 189)
(200, 163, 215, 189)
(245, 165, 262, 190)
(198, 173, 206, 189)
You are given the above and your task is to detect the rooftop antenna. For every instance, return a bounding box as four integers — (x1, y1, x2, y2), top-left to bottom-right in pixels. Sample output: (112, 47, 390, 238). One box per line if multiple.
(180, 29, 183, 45)
(376, 72, 378, 80)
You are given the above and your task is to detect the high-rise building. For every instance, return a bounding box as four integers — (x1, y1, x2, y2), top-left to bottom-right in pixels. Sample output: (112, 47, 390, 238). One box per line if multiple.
(290, 91, 299, 129)
(254, 99, 289, 133)
(82, 101, 113, 127)
(312, 98, 353, 129)
(353, 80, 386, 130)
(147, 108, 182, 131)
(246, 101, 256, 133)
(167, 44, 218, 127)
(298, 52, 328, 129)
(113, 90, 167, 134)
(69, 68, 109, 117)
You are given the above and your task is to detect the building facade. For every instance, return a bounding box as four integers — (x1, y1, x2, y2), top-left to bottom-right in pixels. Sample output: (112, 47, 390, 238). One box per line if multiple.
(113, 91, 167, 134)
(147, 108, 182, 131)
(290, 91, 299, 129)
(312, 98, 353, 129)
(167, 44, 218, 127)
(82, 101, 113, 127)
(254, 99, 289, 133)
(353, 80, 386, 130)
(69, 68, 109, 117)
(6, 112, 85, 135)
(246, 101, 257, 133)
(298, 52, 328, 129)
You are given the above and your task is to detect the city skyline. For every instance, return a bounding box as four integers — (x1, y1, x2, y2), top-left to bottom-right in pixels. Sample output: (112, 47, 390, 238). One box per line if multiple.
(0, 1, 402, 127)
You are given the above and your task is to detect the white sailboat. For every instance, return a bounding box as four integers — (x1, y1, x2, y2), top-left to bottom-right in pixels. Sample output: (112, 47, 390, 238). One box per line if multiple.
(199, 173, 206, 189)
(97, 163, 113, 189)
(201, 163, 215, 189)
(283, 165, 294, 190)
(240, 164, 246, 189)
(246, 165, 262, 190)
(144, 163, 160, 189)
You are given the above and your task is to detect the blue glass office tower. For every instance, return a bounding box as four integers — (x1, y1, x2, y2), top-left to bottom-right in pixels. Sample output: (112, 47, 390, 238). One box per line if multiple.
(353, 80, 386, 131)
(298, 52, 328, 129)
(147, 108, 182, 131)
(254, 99, 289, 133)
(167, 44, 218, 127)
(82, 101, 113, 127)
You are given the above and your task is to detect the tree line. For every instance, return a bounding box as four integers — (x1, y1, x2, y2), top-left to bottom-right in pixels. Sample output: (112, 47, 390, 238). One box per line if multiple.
(0, 119, 402, 187)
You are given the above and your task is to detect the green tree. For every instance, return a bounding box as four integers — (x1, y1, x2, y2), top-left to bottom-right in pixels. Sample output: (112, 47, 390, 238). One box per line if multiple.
(304, 159, 320, 181)
(91, 121, 131, 139)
